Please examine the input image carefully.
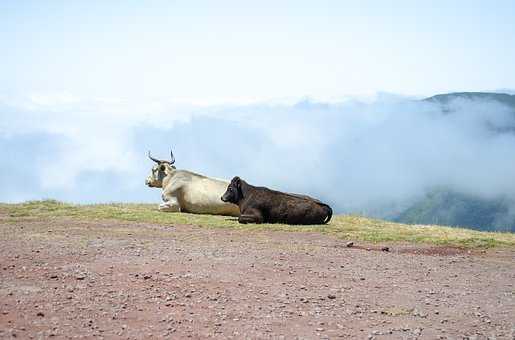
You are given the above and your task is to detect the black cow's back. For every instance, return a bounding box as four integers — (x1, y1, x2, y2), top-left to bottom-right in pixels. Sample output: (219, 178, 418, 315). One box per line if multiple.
(240, 184, 331, 225)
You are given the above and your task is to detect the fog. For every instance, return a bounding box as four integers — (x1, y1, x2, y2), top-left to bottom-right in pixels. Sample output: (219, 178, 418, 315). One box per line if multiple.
(1, 93, 515, 218)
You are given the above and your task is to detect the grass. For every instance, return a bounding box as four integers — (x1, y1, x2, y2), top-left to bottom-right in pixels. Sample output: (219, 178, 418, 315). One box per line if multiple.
(1, 199, 515, 248)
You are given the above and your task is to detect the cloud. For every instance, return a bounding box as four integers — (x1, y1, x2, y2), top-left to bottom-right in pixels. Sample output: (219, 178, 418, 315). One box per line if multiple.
(0, 94, 198, 192)
(1, 92, 515, 217)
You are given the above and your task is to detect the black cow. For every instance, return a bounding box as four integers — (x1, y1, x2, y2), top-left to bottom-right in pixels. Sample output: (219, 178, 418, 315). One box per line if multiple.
(221, 176, 332, 225)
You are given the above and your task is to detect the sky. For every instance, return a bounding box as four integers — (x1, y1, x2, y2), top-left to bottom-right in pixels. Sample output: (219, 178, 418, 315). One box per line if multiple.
(1, 1, 515, 103)
(1, 1, 515, 218)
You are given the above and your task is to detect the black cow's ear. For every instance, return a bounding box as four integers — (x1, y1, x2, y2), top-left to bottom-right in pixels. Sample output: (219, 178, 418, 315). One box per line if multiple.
(235, 177, 241, 188)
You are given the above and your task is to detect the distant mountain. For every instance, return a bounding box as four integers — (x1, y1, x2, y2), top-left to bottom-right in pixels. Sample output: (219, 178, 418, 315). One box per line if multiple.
(395, 189, 514, 232)
(424, 91, 515, 111)
(393, 92, 515, 232)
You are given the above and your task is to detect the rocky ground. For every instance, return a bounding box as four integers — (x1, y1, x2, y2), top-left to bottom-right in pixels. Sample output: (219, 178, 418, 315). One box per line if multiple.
(0, 213, 514, 339)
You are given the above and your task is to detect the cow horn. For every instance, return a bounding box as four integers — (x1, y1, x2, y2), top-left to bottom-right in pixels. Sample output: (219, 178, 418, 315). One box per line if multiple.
(148, 151, 161, 163)
(170, 149, 175, 164)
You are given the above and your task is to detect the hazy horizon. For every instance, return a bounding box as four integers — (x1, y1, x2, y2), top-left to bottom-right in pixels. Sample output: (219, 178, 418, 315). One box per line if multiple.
(2, 92, 515, 217)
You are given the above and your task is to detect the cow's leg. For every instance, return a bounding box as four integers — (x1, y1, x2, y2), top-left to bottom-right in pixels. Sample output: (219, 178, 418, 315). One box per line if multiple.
(159, 196, 181, 212)
(238, 209, 263, 224)
(159, 183, 183, 212)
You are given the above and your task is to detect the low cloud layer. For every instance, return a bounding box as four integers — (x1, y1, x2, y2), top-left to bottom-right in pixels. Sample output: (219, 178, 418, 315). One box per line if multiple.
(1, 93, 515, 219)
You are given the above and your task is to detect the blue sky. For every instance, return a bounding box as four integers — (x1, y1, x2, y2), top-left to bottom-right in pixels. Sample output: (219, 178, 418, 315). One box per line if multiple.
(1, 1, 514, 103)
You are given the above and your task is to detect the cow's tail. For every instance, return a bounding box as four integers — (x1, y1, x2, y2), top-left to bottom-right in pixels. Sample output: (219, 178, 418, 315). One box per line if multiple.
(317, 203, 332, 224)
(324, 204, 333, 224)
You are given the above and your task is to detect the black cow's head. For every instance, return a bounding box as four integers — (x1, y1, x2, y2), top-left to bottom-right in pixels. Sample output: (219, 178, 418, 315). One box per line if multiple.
(221, 176, 243, 203)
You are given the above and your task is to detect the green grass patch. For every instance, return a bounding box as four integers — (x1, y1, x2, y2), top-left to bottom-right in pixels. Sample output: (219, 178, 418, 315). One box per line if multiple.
(2, 200, 515, 248)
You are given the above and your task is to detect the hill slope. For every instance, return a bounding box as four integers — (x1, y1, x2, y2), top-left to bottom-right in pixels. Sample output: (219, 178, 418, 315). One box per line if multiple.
(2, 200, 514, 248)
(2, 200, 514, 338)
(395, 189, 514, 232)
(424, 91, 515, 110)
(393, 91, 515, 232)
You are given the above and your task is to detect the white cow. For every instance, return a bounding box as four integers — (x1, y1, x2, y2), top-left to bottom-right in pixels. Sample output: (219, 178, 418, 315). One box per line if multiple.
(145, 150, 240, 216)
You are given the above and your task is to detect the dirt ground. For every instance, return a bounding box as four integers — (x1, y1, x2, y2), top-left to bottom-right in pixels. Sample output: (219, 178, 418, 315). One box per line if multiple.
(0, 213, 514, 339)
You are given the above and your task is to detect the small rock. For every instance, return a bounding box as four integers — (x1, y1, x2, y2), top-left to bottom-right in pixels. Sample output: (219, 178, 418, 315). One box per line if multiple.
(346, 242, 354, 248)
(327, 294, 336, 300)
(36, 312, 45, 317)
(381, 247, 390, 252)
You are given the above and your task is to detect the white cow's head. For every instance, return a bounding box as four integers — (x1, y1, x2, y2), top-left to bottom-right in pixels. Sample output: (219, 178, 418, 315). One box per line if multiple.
(145, 149, 176, 188)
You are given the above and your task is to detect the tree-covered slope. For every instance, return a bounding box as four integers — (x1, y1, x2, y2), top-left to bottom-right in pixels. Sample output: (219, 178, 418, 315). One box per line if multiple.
(395, 189, 514, 232)
(393, 92, 515, 232)
(424, 92, 515, 109)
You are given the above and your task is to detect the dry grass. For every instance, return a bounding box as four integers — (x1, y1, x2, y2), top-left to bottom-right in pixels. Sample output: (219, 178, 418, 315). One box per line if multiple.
(2, 200, 515, 248)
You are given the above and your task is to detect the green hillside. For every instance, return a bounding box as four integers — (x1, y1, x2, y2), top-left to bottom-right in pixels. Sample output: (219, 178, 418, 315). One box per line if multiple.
(424, 91, 515, 109)
(395, 189, 514, 232)
(393, 92, 515, 232)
